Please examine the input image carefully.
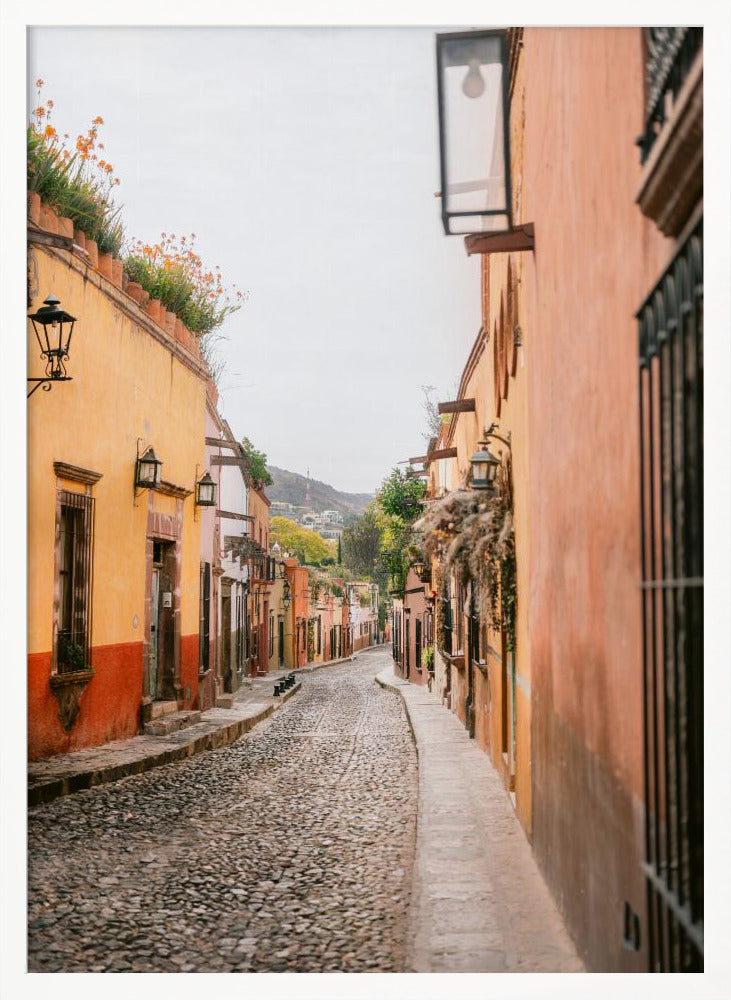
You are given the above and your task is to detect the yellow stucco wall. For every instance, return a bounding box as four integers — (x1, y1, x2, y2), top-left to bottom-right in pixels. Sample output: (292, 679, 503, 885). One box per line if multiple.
(28, 243, 207, 656)
(28, 238, 211, 759)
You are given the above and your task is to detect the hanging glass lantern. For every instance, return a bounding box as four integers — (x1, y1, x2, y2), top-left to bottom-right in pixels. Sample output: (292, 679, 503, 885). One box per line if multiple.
(436, 29, 512, 236)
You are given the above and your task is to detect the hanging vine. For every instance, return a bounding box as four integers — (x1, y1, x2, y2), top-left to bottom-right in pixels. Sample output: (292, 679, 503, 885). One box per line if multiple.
(415, 467, 517, 651)
(307, 619, 316, 662)
(433, 564, 450, 657)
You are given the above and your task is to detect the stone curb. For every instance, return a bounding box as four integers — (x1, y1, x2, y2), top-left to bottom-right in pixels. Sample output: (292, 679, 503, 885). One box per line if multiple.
(374, 669, 418, 750)
(28, 681, 302, 808)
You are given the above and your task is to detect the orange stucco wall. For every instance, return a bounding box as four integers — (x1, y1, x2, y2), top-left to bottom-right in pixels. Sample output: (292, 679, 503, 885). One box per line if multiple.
(518, 28, 672, 970)
(426, 28, 678, 970)
(284, 561, 309, 668)
(28, 643, 142, 760)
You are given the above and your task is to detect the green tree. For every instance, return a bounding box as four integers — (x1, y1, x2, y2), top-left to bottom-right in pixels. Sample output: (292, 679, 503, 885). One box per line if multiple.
(378, 466, 428, 520)
(337, 535, 342, 565)
(240, 436, 273, 489)
(270, 516, 335, 564)
(374, 467, 427, 592)
(341, 505, 385, 584)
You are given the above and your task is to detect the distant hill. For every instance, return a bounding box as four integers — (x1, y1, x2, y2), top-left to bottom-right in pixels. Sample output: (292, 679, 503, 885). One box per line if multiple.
(267, 466, 373, 519)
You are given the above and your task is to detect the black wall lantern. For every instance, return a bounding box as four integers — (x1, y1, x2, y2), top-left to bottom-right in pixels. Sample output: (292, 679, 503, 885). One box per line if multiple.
(195, 471, 217, 507)
(436, 30, 534, 253)
(412, 557, 426, 578)
(135, 446, 162, 489)
(27, 294, 76, 398)
(470, 423, 511, 490)
(469, 445, 500, 490)
(282, 580, 292, 611)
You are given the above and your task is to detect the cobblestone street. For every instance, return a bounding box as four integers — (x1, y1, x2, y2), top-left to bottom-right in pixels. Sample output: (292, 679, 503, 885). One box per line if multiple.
(28, 651, 417, 973)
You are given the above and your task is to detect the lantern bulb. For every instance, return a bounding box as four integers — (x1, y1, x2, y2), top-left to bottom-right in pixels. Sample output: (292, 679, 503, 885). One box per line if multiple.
(462, 59, 485, 99)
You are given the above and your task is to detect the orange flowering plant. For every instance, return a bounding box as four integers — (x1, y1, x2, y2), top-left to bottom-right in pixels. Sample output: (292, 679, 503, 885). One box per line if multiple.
(124, 232, 245, 337)
(27, 80, 124, 254)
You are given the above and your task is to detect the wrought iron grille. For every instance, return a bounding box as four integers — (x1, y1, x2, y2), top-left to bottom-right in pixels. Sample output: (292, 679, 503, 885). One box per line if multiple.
(637, 27, 702, 164)
(467, 588, 481, 667)
(443, 594, 453, 654)
(198, 562, 211, 671)
(56, 491, 95, 674)
(236, 590, 246, 669)
(637, 219, 703, 971)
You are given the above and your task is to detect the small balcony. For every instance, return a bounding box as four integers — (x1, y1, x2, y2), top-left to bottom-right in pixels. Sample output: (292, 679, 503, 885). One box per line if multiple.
(636, 27, 702, 238)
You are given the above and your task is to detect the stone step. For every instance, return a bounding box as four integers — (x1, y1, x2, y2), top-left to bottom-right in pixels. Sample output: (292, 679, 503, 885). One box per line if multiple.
(143, 710, 202, 737)
(215, 694, 235, 709)
(149, 700, 179, 720)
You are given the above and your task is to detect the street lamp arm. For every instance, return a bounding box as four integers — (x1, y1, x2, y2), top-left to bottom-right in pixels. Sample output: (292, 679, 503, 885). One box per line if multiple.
(481, 424, 511, 450)
(27, 376, 72, 398)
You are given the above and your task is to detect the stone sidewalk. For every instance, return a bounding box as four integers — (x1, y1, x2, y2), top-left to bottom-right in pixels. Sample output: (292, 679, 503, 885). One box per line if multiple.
(27, 660, 355, 808)
(376, 666, 584, 973)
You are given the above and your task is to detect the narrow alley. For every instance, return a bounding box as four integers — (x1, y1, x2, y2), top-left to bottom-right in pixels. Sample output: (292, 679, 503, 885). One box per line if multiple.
(28, 649, 583, 974)
(13, 22, 713, 983)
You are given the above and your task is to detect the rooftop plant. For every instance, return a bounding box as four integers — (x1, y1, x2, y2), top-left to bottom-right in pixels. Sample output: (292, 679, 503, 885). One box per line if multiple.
(28, 80, 246, 382)
(124, 233, 244, 337)
(27, 80, 124, 254)
(239, 436, 272, 489)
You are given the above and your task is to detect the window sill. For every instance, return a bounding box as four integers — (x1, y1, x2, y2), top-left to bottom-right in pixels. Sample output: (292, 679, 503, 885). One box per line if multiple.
(50, 668, 95, 688)
(443, 651, 465, 670)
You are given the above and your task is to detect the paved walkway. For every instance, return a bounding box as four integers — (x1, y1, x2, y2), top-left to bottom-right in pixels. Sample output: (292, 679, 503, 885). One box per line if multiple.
(376, 665, 584, 973)
(28, 661, 352, 806)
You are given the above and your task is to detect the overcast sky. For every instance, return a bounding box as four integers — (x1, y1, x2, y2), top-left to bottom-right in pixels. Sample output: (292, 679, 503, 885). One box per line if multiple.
(29, 26, 480, 493)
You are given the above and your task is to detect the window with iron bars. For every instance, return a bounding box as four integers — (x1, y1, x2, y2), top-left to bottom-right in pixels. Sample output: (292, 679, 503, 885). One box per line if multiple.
(440, 585, 453, 656)
(638, 218, 703, 971)
(56, 491, 95, 674)
(235, 589, 246, 669)
(199, 562, 211, 672)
